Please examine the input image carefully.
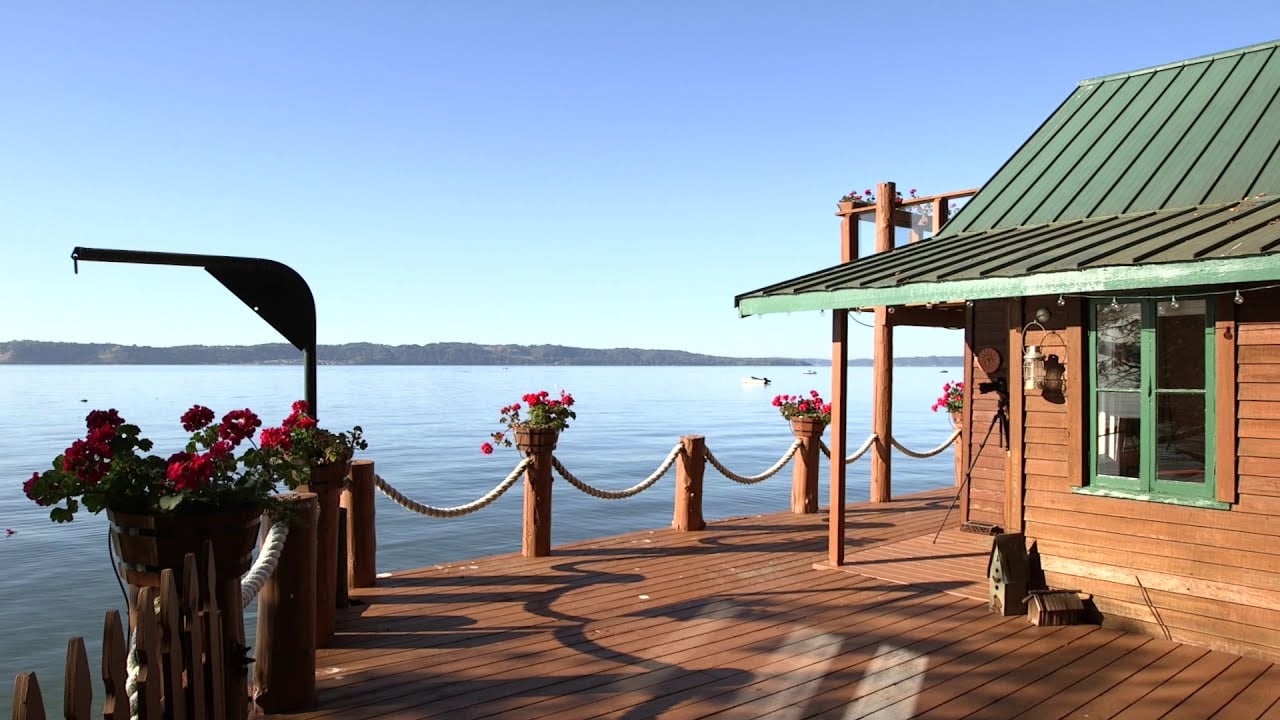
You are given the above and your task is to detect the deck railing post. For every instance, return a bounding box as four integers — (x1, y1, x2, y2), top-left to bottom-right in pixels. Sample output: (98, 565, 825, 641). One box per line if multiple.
(343, 459, 378, 588)
(674, 435, 706, 531)
(789, 420, 824, 513)
(254, 492, 319, 713)
(519, 429, 557, 557)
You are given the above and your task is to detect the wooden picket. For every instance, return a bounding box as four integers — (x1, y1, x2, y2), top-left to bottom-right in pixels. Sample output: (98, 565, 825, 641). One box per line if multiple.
(10, 543, 230, 720)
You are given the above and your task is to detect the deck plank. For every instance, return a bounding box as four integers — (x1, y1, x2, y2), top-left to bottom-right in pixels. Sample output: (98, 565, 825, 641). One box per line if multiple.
(258, 488, 1280, 720)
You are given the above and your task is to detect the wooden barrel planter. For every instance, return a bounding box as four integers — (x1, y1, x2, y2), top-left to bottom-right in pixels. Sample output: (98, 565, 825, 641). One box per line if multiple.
(788, 417, 827, 438)
(108, 503, 262, 720)
(108, 504, 262, 588)
(514, 426, 559, 455)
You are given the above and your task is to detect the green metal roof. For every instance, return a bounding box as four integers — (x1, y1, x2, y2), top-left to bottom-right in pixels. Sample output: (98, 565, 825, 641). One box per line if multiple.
(738, 40, 1280, 316)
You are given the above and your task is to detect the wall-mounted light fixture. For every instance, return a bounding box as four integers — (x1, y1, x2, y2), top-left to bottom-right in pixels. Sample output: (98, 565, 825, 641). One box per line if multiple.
(1021, 307, 1051, 392)
(1042, 353, 1066, 393)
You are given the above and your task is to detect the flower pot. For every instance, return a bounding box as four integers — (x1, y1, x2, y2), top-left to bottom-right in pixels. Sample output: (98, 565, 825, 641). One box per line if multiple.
(515, 426, 559, 455)
(108, 504, 262, 589)
(788, 417, 828, 438)
(951, 411, 962, 428)
(303, 460, 349, 491)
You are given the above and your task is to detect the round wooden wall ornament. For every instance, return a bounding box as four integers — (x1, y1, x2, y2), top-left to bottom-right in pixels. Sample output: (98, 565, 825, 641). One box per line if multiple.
(977, 346, 1003, 374)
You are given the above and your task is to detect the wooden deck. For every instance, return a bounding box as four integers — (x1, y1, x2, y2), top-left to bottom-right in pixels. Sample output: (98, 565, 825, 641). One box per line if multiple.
(268, 489, 1280, 719)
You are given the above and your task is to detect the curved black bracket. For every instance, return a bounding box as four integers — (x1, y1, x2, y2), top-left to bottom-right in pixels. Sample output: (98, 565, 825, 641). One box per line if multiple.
(70, 247, 319, 415)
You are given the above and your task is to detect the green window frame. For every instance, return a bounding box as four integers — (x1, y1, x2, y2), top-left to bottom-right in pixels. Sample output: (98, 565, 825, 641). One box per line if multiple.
(1084, 298, 1220, 506)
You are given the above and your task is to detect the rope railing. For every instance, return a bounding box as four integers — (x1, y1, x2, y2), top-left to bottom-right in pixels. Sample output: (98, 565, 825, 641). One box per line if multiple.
(890, 427, 962, 458)
(704, 439, 802, 484)
(552, 442, 684, 499)
(240, 520, 290, 606)
(373, 458, 532, 518)
(819, 433, 879, 464)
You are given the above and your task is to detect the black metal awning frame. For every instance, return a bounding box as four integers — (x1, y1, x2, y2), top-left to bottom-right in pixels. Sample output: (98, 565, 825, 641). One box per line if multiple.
(71, 247, 319, 415)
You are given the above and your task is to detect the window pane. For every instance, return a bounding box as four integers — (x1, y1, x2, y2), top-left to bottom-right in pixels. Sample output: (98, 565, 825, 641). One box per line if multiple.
(1097, 302, 1141, 389)
(1097, 391, 1141, 478)
(1157, 299, 1205, 390)
(1156, 393, 1206, 484)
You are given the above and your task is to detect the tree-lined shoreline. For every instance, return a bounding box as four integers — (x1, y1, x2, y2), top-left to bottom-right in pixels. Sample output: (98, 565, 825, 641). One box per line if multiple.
(0, 340, 960, 367)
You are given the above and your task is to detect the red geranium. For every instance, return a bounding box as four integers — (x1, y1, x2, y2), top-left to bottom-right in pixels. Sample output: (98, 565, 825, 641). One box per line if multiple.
(22, 403, 319, 523)
(483, 389, 577, 453)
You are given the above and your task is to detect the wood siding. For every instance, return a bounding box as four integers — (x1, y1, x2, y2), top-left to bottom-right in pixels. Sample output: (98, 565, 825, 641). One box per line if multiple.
(965, 300, 1009, 529)
(1023, 290, 1280, 663)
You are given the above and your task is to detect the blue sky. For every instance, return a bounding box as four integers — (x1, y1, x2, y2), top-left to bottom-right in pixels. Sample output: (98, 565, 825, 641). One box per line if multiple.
(2, 3, 1276, 359)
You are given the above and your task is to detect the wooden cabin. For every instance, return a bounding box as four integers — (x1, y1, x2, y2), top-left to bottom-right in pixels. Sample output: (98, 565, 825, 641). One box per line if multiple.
(736, 39, 1280, 662)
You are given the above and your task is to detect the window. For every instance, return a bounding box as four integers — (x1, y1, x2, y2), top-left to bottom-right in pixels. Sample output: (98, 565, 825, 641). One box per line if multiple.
(1088, 298, 1217, 503)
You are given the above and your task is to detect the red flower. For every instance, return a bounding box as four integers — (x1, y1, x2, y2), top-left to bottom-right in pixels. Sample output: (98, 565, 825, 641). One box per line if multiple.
(218, 409, 262, 445)
(166, 451, 216, 491)
(259, 426, 292, 450)
(23, 473, 47, 505)
(480, 442, 494, 455)
(86, 409, 124, 431)
(180, 405, 216, 432)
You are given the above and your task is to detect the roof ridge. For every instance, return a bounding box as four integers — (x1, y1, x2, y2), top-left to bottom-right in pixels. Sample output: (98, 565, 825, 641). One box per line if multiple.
(1078, 38, 1280, 87)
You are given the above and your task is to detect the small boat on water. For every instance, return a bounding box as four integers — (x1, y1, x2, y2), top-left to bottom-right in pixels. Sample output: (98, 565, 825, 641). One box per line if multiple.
(801, 369, 817, 375)
(741, 376, 772, 385)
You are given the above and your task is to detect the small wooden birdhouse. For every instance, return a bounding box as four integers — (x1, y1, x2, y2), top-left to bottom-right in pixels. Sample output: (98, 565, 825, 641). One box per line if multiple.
(1026, 590, 1085, 626)
(987, 533, 1028, 616)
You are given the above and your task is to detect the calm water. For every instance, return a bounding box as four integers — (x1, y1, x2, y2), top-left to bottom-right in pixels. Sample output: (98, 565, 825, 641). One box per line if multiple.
(0, 364, 960, 714)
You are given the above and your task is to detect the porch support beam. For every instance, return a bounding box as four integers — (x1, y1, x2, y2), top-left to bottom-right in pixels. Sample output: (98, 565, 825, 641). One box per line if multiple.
(871, 182, 896, 503)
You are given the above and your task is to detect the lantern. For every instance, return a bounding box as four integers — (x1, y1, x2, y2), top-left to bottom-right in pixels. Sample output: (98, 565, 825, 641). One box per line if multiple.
(1042, 353, 1066, 394)
(1022, 344, 1045, 391)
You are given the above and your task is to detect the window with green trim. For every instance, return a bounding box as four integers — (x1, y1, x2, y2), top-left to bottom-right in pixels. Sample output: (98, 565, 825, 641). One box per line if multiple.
(1089, 298, 1216, 500)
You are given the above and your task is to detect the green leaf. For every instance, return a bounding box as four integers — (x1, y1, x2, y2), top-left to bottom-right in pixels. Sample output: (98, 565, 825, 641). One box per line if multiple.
(158, 494, 185, 511)
(51, 507, 73, 523)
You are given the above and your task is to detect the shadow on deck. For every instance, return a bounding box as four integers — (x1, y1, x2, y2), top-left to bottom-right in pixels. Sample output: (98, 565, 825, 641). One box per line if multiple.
(267, 488, 1280, 719)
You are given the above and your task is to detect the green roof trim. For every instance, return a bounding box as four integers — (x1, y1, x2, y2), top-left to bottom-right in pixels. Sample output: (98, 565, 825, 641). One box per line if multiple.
(737, 253, 1280, 316)
(737, 39, 1280, 316)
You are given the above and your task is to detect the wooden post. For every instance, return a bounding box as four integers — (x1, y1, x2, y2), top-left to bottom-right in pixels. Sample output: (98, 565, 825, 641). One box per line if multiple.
(789, 419, 824, 513)
(12, 672, 44, 720)
(829, 310, 849, 566)
(518, 429, 557, 557)
(1007, 301, 1025, 533)
(336, 507, 349, 608)
(343, 458, 378, 588)
(870, 181, 896, 503)
(301, 462, 347, 648)
(827, 191, 858, 567)
(673, 435, 706, 530)
(254, 492, 318, 714)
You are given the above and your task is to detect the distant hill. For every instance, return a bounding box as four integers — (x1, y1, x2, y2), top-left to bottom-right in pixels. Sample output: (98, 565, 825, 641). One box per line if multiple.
(0, 341, 963, 367)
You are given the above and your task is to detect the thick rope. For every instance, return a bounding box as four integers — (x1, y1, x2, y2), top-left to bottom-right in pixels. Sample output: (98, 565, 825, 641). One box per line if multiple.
(703, 439, 801, 484)
(373, 458, 531, 518)
(126, 627, 140, 720)
(240, 520, 290, 606)
(819, 433, 879, 464)
(552, 442, 684, 499)
(890, 427, 962, 458)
